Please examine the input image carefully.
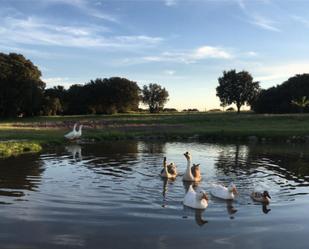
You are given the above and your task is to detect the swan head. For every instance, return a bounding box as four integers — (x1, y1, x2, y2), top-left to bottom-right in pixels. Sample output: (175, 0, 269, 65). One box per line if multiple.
(263, 191, 271, 199)
(183, 151, 191, 161)
(228, 183, 238, 195)
(163, 157, 167, 166)
(196, 189, 208, 201)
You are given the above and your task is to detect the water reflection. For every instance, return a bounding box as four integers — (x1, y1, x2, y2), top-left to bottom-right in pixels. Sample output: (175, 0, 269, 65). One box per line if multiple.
(183, 206, 208, 226)
(0, 141, 308, 248)
(65, 144, 82, 161)
(0, 154, 44, 202)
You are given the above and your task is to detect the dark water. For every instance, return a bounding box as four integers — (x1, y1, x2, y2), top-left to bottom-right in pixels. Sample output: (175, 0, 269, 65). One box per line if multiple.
(0, 141, 309, 249)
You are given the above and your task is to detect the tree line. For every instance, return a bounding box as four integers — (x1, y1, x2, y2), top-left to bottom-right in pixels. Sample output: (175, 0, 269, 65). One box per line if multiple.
(1, 52, 309, 117)
(216, 69, 309, 114)
(0, 53, 169, 117)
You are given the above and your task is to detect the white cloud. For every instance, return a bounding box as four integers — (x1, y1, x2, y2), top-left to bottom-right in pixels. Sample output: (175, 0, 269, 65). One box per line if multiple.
(164, 70, 176, 75)
(40, 0, 118, 22)
(0, 16, 163, 49)
(255, 62, 309, 82)
(143, 45, 232, 64)
(291, 15, 309, 28)
(164, 0, 177, 7)
(43, 77, 79, 88)
(250, 15, 281, 32)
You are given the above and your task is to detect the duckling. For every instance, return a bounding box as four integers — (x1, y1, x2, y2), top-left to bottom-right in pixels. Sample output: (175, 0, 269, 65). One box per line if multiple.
(251, 191, 271, 204)
(160, 157, 178, 180)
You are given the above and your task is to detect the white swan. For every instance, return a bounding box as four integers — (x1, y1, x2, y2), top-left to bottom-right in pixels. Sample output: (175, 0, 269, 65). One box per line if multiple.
(183, 185, 208, 209)
(251, 191, 271, 204)
(182, 152, 201, 182)
(160, 157, 177, 179)
(210, 182, 238, 200)
(64, 123, 77, 140)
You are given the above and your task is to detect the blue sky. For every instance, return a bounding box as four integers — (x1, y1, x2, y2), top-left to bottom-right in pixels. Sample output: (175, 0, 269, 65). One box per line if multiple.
(1, 0, 309, 110)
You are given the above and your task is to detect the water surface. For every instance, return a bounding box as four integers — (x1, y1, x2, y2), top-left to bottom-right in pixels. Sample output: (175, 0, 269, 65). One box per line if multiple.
(0, 141, 308, 249)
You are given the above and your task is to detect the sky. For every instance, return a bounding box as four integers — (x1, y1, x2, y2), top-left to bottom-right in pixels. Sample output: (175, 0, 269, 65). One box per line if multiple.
(1, 0, 309, 110)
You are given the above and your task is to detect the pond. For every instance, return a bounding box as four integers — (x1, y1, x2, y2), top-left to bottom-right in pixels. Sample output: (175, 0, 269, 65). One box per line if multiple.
(0, 141, 308, 249)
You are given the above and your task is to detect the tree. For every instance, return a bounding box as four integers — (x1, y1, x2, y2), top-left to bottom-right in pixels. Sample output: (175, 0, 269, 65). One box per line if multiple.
(252, 74, 309, 114)
(291, 96, 309, 113)
(142, 83, 169, 113)
(42, 97, 62, 115)
(0, 53, 45, 117)
(216, 70, 260, 113)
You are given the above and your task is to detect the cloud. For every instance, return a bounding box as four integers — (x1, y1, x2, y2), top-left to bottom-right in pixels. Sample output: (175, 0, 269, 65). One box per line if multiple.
(0, 16, 163, 49)
(40, 0, 118, 22)
(143, 45, 232, 64)
(255, 62, 309, 82)
(291, 15, 309, 28)
(164, 0, 177, 7)
(42, 77, 79, 88)
(164, 70, 176, 75)
(250, 15, 281, 32)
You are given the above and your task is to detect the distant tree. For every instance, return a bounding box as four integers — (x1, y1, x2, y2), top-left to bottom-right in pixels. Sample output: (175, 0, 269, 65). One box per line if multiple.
(0, 53, 45, 117)
(85, 77, 140, 114)
(291, 96, 309, 113)
(42, 97, 62, 115)
(252, 74, 309, 114)
(216, 70, 260, 113)
(226, 107, 235, 112)
(44, 85, 67, 114)
(142, 83, 169, 113)
(163, 108, 178, 112)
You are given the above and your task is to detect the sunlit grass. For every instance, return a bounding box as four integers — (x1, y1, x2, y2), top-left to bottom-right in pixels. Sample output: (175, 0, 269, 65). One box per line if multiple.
(0, 141, 42, 157)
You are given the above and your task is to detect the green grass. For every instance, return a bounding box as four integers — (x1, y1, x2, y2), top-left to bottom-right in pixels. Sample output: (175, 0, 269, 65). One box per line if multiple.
(1, 112, 309, 148)
(0, 141, 42, 157)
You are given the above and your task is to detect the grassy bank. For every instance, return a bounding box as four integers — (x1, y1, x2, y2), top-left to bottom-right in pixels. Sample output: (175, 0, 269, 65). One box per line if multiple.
(1, 112, 309, 151)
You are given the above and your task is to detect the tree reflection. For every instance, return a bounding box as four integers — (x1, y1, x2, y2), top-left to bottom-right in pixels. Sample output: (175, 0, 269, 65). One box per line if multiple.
(0, 153, 44, 200)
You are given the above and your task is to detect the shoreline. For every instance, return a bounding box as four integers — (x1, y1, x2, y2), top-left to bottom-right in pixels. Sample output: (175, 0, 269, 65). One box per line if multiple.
(1, 112, 309, 157)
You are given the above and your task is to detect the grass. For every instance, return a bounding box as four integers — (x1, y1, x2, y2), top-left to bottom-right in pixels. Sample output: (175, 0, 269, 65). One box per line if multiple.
(0, 141, 42, 157)
(1, 112, 309, 154)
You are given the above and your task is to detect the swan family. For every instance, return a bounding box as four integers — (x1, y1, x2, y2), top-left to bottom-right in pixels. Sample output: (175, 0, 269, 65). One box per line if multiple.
(64, 123, 83, 140)
(161, 151, 271, 210)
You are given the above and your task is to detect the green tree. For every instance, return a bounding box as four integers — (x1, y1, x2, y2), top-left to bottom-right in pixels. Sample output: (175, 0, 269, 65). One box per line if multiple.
(0, 53, 45, 117)
(43, 97, 62, 116)
(216, 70, 260, 113)
(142, 83, 169, 113)
(252, 74, 309, 114)
(291, 96, 309, 113)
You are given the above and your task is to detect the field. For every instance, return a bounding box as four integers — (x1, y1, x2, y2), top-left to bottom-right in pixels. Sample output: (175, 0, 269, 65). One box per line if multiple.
(1, 112, 309, 149)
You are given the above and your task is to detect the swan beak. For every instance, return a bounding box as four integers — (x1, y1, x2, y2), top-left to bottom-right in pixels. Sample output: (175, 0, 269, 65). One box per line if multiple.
(233, 187, 238, 195)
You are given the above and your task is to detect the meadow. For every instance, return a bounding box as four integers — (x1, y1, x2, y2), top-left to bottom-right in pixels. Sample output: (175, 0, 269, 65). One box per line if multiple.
(1, 112, 309, 154)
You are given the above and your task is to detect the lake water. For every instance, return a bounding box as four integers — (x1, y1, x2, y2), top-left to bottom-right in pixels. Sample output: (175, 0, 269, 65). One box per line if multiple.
(0, 141, 308, 249)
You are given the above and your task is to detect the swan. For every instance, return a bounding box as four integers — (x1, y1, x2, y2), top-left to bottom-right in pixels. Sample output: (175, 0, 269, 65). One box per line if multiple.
(210, 182, 238, 200)
(64, 123, 77, 140)
(251, 191, 271, 204)
(160, 157, 177, 179)
(182, 152, 201, 182)
(183, 185, 208, 209)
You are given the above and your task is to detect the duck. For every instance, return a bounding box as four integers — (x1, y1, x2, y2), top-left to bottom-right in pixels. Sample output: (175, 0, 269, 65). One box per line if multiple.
(182, 152, 202, 182)
(160, 157, 177, 179)
(64, 123, 77, 140)
(183, 185, 208, 209)
(251, 191, 271, 204)
(210, 182, 238, 200)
